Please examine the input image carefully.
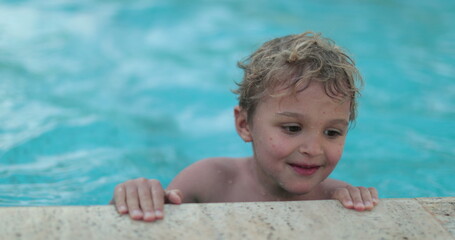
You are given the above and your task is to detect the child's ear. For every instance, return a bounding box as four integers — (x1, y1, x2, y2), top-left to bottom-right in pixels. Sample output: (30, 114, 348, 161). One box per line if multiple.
(234, 106, 252, 142)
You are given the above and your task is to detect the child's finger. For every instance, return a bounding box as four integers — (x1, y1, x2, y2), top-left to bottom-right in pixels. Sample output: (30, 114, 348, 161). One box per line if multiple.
(369, 187, 379, 205)
(359, 187, 374, 210)
(137, 179, 155, 222)
(126, 182, 143, 220)
(332, 188, 353, 208)
(165, 189, 183, 204)
(114, 184, 128, 214)
(348, 186, 365, 211)
(150, 179, 165, 220)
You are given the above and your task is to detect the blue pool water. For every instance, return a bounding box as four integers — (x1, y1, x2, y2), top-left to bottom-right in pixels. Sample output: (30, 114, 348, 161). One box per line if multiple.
(0, 0, 454, 206)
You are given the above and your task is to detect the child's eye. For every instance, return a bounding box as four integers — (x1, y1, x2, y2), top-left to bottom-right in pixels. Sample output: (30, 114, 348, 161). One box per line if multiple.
(282, 125, 302, 133)
(324, 129, 342, 138)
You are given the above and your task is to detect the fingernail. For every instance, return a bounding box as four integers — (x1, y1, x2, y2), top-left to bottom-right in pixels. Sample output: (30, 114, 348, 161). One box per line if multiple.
(118, 205, 127, 213)
(365, 201, 372, 207)
(132, 210, 142, 217)
(155, 210, 163, 218)
(144, 211, 154, 219)
(355, 203, 365, 209)
(346, 200, 353, 206)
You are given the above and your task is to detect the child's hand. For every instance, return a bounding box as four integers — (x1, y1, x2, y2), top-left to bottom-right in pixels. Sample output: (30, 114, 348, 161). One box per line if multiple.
(331, 186, 379, 211)
(110, 178, 183, 222)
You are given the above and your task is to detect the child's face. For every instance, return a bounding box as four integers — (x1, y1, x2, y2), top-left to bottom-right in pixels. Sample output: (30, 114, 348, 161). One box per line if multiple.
(244, 81, 351, 196)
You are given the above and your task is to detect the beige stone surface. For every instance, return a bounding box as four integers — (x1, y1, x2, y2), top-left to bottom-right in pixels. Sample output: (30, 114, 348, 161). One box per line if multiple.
(417, 197, 455, 237)
(0, 198, 454, 240)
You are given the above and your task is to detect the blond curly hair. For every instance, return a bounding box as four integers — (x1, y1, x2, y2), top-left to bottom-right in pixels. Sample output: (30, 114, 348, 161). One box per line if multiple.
(234, 32, 363, 122)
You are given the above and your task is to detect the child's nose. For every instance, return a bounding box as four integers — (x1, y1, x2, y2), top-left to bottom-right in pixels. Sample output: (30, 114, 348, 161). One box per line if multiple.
(298, 134, 323, 156)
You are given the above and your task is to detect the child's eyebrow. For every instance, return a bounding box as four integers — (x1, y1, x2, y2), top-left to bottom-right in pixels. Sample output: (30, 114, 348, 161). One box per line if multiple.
(328, 119, 349, 127)
(276, 112, 349, 126)
(276, 112, 303, 118)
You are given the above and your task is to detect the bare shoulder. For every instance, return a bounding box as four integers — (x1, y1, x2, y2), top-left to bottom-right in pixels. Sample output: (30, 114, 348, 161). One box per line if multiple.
(175, 157, 240, 179)
(167, 157, 245, 202)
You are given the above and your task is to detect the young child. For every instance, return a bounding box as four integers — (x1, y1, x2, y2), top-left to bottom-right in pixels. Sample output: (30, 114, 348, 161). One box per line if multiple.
(111, 32, 379, 222)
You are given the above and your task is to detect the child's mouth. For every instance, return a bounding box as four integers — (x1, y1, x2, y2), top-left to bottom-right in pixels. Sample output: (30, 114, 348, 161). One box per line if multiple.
(288, 163, 320, 176)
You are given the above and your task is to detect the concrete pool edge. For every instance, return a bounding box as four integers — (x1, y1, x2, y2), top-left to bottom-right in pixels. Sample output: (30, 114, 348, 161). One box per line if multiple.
(0, 197, 454, 240)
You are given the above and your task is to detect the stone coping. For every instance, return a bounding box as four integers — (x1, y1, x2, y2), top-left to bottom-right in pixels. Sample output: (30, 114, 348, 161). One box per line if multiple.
(0, 197, 454, 240)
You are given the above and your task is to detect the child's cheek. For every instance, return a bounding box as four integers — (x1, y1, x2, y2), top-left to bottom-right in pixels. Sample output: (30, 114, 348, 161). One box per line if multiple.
(267, 136, 289, 157)
(329, 143, 345, 164)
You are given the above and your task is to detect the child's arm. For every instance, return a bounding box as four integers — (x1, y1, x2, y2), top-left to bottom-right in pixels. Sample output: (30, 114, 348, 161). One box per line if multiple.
(320, 178, 379, 211)
(110, 178, 183, 222)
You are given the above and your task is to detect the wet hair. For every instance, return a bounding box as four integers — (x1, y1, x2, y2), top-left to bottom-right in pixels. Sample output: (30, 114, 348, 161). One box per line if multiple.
(233, 32, 363, 122)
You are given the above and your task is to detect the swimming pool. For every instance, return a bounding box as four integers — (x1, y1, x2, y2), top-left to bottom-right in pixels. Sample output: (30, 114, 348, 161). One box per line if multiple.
(1, 0, 454, 206)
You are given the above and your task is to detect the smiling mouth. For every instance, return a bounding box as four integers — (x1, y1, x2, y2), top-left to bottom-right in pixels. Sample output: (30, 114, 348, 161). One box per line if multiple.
(288, 163, 320, 176)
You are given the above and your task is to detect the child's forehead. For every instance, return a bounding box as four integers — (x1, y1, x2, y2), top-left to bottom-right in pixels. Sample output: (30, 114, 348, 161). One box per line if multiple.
(254, 91, 351, 124)
(260, 82, 351, 112)
(267, 80, 349, 102)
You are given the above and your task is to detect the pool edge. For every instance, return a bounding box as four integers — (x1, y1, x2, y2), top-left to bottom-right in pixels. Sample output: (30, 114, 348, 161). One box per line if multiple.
(1, 197, 454, 239)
